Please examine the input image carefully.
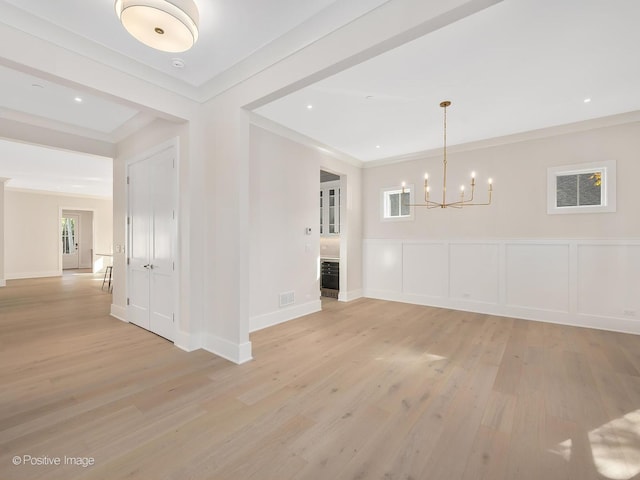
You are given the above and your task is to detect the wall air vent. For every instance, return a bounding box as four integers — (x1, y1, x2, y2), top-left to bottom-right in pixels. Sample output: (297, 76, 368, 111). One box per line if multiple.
(279, 291, 295, 308)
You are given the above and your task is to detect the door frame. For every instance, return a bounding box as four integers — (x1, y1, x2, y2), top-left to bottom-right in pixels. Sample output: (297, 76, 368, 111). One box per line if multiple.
(319, 166, 348, 303)
(125, 137, 180, 342)
(58, 208, 96, 274)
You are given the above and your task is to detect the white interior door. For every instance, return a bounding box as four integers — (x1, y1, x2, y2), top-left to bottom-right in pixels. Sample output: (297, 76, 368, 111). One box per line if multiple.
(61, 214, 80, 269)
(127, 146, 175, 341)
(128, 158, 151, 331)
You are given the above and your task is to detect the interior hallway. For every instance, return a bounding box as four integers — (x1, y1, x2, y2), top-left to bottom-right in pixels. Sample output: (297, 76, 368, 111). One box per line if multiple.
(1, 274, 640, 479)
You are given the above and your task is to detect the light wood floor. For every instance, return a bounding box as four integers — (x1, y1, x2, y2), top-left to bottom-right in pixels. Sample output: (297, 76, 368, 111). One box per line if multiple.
(2, 274, 640, 480)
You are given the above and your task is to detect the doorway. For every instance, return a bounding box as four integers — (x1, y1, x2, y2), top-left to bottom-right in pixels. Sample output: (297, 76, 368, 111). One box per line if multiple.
(127, 144, 176, 342)
(61, 210, 94, 270)
(320, 169, 343, 301)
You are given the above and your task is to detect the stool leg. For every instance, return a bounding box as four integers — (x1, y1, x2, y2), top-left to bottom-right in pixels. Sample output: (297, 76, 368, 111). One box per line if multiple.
(101, 267, 108, 290)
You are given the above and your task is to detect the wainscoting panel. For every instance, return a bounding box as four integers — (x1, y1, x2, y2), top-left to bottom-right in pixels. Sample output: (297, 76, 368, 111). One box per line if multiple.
(577, 244, 640, 320)
(506, 244, 570, 312)
(363, 238, 640, 335)
(402, 243, 447, 298)
(449, 243, 499, 304)
(362, 240, 403, 296)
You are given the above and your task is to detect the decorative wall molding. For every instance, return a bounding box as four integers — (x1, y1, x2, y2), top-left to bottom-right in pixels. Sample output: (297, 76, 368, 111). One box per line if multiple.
(174, 330, 202, 352)
(250, 299, 321, 333)
(339, 289, 363, 302)
(109, 303, 127, 322)
(6, 270, 61, 280)
(203, 334, 253, 365)
(363, 238, 640, 335)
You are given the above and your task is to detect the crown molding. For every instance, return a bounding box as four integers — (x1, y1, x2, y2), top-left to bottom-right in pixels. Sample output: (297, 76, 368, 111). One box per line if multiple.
(250, 113, 363, 168)
(363, 110, 640, 168)
(5, 186, 112, 200)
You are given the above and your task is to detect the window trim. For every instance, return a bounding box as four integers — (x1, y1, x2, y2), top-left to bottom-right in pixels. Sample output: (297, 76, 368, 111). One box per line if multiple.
(381, 184, 414, 222)
(547, 160, 616, 215)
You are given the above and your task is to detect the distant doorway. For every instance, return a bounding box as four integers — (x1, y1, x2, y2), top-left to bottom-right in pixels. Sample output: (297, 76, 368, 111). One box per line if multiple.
(61, 210, 94, 270)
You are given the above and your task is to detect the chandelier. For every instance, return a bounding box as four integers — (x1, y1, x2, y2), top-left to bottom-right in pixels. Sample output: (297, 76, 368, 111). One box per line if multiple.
(402, 101, 492, 208)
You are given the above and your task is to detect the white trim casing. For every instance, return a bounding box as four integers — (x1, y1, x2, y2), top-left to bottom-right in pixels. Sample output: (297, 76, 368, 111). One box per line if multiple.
(110, 303, 128, 322)
(547, 160, 616, 215)
(203, 335, 253, 364)
(250, 299, 321, 333)
(380, 184, 414, 222)
(6, 270, 61, 280)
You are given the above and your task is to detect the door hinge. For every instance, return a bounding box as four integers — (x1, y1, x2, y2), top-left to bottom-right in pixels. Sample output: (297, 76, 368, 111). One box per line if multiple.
(127, 297, 130, 305)
(172, 261, 175, 271)
(172, 313, 175, 322)
(172, 210, 175, 219)
(127, 176, 130, 185)
(127, 217, 130, 225)
(127, 257, 130, 265)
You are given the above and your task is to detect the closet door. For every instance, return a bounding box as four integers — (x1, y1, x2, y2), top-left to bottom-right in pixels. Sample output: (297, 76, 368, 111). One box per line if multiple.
(148, 148, 175, 341)
(127, 146, 175, 341)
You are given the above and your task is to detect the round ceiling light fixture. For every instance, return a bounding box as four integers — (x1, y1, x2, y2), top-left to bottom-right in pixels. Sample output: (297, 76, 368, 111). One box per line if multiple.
(115, 0, 199, 53)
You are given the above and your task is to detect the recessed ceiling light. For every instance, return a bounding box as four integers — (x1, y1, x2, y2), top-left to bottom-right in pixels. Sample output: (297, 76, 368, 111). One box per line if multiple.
(31, 83, 44, 89)
(584, 98, 592, 103)
(375, 145, 381, 149)
(171, 58, 185, 68)
(307, 104, 313, 109)
(74, 97, 83, 103)
(366, 95, 374, 100)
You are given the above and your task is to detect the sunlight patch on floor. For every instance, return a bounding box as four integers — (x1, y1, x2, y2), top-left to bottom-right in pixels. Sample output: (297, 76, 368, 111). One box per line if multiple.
(550, 409, 640, 480)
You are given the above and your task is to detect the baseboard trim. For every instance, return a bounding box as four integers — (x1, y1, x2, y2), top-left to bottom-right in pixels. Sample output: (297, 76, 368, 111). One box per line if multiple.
(250, 300, 322, 333)
(203, 334, 253, 364)
(363, 289, 640, 336)
(338, 289, 363, 302)
(110, 304, 128, 322)
(174, 331, 202, 352)
(7, 270, 61, 280)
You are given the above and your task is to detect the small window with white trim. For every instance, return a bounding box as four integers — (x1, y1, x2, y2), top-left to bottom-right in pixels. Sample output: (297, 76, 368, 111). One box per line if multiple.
(547, 161, 616, 214)
(381, 185, 414, 221)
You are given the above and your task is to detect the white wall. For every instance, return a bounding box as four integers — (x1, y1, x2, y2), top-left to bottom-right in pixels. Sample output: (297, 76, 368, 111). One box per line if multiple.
(4, 190, 112, 279)
(249, 125, 364, 331)
(364, 122, 640, 239)
(249, 126, 320, 331)
(362, 121, 640, 333)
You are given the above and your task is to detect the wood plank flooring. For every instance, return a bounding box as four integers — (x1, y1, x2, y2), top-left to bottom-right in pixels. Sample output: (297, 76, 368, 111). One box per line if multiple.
(2, 273, 640, 479)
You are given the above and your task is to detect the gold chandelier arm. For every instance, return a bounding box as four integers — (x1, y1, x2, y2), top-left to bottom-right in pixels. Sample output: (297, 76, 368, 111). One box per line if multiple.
(400, 100, 492, 210)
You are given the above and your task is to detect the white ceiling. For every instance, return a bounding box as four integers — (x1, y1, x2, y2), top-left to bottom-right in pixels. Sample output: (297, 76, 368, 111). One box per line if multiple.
(1, 0, 389, 89)
(1, 0, 639, 196)
(0, 139, 112, 198)
(256, 0, 640, 161)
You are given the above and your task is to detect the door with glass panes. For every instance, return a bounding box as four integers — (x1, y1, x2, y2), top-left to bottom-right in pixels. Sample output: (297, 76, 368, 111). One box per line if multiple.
(320, 180, 340, 235)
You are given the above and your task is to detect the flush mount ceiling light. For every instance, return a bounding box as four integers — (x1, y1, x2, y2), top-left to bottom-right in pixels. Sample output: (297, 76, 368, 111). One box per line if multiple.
(115, 0, 199, 53)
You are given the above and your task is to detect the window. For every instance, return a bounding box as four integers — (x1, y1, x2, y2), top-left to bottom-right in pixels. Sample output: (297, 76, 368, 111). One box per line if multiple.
(547, 161, 616, 214)
(381, 185, 414, 221)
